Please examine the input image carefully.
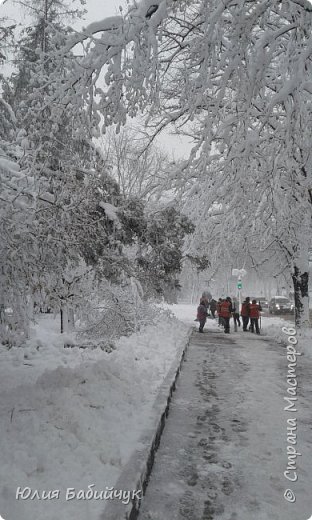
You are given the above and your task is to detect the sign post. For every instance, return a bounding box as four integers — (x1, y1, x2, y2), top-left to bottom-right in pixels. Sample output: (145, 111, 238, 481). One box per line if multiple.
(232, 269, 246, 312)
(237, 278, 242, 309)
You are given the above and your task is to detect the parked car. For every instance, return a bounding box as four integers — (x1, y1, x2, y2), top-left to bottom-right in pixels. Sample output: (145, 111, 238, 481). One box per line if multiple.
(252, 297, 269, 309)
(269, 296, 294, 314)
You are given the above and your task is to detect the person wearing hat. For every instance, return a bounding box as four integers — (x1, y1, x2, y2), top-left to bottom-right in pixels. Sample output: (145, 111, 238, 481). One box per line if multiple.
(209, 298, 217, 318)
(241, 297, 251, 331)
(197, 298, 208, 333)
(232, 297, 241, 331)
(217, 298, 224, 327)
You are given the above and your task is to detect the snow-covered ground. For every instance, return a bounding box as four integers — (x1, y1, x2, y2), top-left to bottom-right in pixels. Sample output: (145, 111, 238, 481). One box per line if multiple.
(261, 316, 312, 358)
(1, 303, 310, 520)
(0, 312, 190, 520)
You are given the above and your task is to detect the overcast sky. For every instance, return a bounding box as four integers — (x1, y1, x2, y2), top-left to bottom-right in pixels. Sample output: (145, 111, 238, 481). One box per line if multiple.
(82, 0, 127, 25)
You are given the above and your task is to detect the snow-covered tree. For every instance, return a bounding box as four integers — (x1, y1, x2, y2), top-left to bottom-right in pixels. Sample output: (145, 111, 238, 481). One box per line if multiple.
(2, 0, 311, 334)
(43, 0, 312, 326)
(100, 127, 170, 200)
(133, 205, 195, 298)
(170, 1, 312, 326)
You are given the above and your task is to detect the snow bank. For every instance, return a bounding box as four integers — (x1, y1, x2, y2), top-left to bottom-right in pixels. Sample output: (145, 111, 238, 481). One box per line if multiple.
(0, 313, 190, 520)
(161, 302, 219, 329)
(260, 315, 312, 358)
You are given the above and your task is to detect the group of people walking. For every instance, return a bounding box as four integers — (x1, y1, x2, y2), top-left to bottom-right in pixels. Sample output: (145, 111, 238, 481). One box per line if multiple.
(196, 295, 262, 334)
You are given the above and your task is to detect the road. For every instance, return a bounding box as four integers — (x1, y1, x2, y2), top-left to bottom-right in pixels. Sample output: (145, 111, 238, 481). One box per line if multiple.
(261, 310, 312, 324)
(138, 327, 312, 520)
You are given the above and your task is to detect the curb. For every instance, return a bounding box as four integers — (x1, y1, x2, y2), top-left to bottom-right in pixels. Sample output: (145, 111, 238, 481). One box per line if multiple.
(101, 327, 193, 520)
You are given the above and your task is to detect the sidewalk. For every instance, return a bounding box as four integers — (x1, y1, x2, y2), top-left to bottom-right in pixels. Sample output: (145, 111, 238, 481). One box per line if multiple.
(138, 326, 312, 520)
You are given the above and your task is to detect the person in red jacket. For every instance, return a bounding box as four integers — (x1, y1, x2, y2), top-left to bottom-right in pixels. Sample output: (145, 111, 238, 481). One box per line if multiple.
(249, 299, 262, 334)
(197, 298, 208, 333)
(241, 297, 250, 331)
(219, 297, 232, 333)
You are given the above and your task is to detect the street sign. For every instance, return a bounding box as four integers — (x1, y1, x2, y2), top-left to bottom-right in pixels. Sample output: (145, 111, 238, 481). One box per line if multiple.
(232, 268, 247, 278)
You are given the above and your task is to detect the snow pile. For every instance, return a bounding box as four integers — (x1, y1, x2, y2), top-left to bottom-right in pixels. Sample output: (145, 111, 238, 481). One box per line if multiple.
(98, 201, 121, 228)
(162, 303, 219, 329)
(0, 313, 190, 520)
(260, 315, 295, 343)
(78, 283, 161, 344)
(164, 303, 199, 325)
(260, 315, 312, 358)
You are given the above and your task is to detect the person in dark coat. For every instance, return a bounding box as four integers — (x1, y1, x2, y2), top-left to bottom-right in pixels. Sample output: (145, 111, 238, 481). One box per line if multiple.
(209, 298, 217, 318)
(249, 299, 262, 334)
(232, 298, 241, 331)
(217, 298, 224, 327)
(241, 297, 250, 331)
(197, 298, 208, 333)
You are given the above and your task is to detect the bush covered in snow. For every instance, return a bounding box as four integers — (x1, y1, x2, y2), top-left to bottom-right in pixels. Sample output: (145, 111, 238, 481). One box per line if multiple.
(76, 279, 171, 345)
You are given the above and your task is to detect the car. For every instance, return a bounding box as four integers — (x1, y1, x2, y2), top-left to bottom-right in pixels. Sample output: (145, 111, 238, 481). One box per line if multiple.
(268, 296, 294, 314)
(252, 297, 269, 309)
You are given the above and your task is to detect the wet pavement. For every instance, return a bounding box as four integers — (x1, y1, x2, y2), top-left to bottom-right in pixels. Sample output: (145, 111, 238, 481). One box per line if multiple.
(137, 327, 312, 520)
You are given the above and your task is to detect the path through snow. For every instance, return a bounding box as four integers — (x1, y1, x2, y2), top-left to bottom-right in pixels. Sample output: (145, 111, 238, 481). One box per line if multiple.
(138, 325, 312, 520)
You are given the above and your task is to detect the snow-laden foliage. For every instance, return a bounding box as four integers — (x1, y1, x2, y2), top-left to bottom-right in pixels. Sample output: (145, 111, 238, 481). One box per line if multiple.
(0, 136, 37, 344)
(167, 1, 312, 326)
(36, 0, 312, 326)
(41, 1, 312, 134)
(100, 127, 170, 200)
(76, 278, 163, 344)
(2, 0, 312, 338)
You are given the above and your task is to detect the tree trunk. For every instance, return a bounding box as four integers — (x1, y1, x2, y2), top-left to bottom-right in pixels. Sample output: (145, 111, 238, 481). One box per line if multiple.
(191, 272, 198, 304)
(60, 304, 75, 333)
(0, 268, 7, 342)
(67, 307, 75, 332)
(292, 265, 309, 328)
(0, 303, 6, 343)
